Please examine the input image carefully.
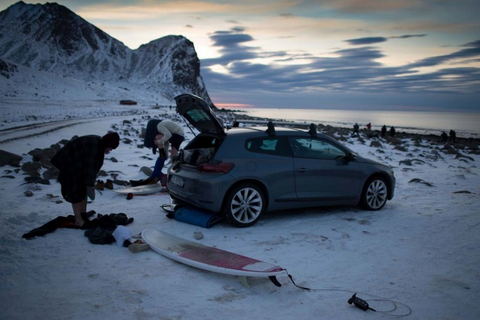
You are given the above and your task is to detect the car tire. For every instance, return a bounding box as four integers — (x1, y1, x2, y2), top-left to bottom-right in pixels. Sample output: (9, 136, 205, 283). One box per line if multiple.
(360, 176, 388, 210)
(224, 183, 265, 227)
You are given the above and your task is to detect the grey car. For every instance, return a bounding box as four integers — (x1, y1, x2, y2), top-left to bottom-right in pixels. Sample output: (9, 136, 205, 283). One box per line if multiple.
(168, 94, 395, 227)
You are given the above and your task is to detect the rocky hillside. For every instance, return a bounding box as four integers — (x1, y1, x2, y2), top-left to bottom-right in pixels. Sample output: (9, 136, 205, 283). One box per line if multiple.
(0, 1, 213, 106)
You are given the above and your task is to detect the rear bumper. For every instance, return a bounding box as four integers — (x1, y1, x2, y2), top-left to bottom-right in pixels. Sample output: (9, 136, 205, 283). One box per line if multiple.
(168, 188, 221, 213)
(167, 172, 231, 213)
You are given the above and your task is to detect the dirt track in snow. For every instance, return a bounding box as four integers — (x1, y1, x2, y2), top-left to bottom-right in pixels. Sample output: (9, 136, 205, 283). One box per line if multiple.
(0, 117, 125, 145)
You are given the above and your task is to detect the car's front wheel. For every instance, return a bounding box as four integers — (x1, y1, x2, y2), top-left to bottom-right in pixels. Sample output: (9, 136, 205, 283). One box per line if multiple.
(224, 183, 265, 227)
(360, 177, 388, 210)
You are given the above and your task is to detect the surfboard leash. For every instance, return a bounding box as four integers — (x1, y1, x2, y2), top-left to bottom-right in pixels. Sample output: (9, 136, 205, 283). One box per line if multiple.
(267, 269, 311, 290)
(286, 272, 311, 291)
(282, 269, 412, 317)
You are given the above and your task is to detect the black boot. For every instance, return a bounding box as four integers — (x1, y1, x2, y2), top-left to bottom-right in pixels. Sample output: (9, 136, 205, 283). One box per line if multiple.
(129, 178, 149, 187)
(130, 177, 158, 187)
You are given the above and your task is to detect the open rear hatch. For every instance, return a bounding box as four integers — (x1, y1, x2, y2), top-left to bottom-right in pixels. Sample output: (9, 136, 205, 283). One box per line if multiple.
(174, 94, 225, 166)
(174, 94, 225, 137)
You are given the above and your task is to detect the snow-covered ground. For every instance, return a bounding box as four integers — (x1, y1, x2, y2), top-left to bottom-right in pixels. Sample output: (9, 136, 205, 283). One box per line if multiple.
(0, 100, 479, 320)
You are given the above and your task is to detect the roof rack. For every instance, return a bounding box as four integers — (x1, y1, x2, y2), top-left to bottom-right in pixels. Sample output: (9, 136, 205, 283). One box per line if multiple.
(232, 119, 318, 137)
(266, 121, 275, 136)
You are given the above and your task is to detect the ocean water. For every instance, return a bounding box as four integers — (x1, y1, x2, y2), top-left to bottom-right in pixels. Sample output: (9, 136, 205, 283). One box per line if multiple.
(235, 108, 480, 138)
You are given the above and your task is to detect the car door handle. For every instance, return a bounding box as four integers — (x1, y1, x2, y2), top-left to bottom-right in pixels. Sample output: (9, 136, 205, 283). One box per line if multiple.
(297, 168, 307, 173)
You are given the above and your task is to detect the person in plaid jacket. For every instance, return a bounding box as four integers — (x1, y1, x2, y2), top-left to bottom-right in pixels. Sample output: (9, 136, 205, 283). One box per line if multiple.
(51, 132, 120, 227)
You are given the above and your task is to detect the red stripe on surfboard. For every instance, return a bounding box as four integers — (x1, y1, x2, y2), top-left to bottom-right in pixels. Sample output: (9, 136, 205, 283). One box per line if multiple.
(179, 247, 282, 273)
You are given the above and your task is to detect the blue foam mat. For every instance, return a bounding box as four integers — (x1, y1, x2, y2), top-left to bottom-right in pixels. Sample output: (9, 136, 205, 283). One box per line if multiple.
(174, 206, 223, 228)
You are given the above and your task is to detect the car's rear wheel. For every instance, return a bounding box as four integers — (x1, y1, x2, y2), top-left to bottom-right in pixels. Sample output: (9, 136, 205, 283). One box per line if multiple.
(224, 183, 265, 227)
(360, 177, 388, 210)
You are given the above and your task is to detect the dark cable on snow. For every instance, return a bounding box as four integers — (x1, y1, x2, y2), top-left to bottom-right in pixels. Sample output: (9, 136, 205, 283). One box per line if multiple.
(283, 269, 413, 317)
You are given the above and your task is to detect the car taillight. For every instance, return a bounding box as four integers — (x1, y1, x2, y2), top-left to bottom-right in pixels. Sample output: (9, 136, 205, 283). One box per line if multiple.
(197, 162, 234, 174)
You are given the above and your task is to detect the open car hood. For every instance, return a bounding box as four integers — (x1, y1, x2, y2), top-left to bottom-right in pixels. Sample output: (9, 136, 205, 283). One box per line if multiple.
(174, 94, 225, 136)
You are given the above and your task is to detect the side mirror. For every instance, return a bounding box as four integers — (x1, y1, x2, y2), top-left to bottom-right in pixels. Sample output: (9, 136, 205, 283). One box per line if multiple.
(336, 153, 354, 165)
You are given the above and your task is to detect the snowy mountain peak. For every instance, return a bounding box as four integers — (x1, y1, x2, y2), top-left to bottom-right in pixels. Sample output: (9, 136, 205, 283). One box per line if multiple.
(0, 1, 213, 106)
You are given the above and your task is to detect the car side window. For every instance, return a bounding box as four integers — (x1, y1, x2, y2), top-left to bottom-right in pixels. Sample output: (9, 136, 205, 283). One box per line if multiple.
(246, 138, 291, 157)
(288, 138, 346, 160)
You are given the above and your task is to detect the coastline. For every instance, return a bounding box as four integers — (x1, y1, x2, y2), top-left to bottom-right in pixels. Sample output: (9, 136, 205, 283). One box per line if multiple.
(222, 109, 480, 155)
(228, 107, 480, 139)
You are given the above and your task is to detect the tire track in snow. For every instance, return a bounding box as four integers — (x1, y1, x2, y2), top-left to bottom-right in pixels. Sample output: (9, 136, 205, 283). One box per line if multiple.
(0, 117, 122, 144)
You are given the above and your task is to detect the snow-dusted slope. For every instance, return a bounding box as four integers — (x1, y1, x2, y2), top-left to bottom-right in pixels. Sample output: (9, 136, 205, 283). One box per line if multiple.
(0, 1, 212, 106)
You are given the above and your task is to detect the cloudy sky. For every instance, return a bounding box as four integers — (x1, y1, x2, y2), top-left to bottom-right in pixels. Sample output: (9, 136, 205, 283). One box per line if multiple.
(1, 0, 479, 111)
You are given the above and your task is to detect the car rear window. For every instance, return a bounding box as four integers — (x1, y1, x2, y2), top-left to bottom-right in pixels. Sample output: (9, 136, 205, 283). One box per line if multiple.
(245, 137, 291, 157)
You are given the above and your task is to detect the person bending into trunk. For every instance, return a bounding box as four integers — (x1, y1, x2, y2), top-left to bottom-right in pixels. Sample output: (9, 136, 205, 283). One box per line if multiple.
(130, 119, 185, 187)
(51, 132, 120, 227)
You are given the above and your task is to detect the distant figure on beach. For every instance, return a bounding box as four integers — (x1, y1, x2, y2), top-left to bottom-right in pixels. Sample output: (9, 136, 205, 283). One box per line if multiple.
(389, 126, 396, 137)
(352, 123, 360, 137)
(449, 130, 456, 143)
(365, 122, 372, 138)
(441, 131, 448, 143)
(381, 125, 387, 138)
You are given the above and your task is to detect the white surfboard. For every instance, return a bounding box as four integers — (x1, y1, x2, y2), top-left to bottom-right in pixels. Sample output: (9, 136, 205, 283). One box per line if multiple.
(114, 184, 166, 195)
(141, 228, 285, 278)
